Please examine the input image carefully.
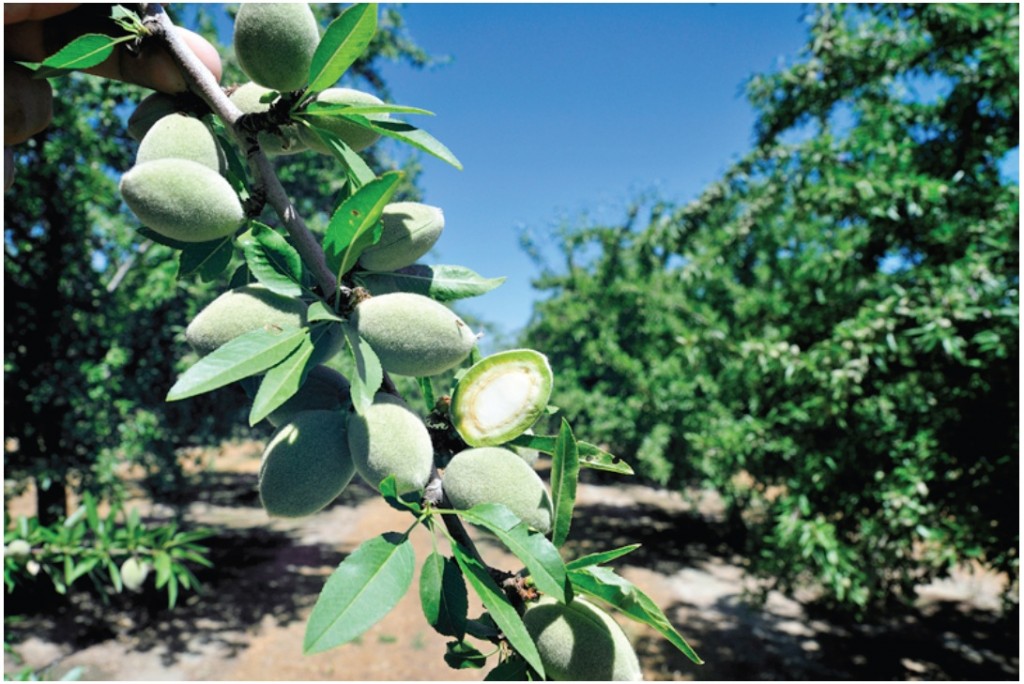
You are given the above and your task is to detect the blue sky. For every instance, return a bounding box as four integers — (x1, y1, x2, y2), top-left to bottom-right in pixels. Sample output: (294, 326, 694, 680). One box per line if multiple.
(371, 3, 810, 340)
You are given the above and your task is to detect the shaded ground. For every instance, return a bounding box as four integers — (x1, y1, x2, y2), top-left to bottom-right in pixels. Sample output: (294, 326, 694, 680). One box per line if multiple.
(4, 441, 1019, 681)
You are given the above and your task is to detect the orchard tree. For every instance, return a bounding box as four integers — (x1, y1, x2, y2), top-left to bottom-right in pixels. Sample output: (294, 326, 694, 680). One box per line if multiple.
(9, 3, 704, 679)
(523, 3, 1018, 611)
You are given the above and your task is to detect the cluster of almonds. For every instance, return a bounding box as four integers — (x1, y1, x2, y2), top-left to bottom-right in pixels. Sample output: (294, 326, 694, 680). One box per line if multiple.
(113, 3, 644, 679)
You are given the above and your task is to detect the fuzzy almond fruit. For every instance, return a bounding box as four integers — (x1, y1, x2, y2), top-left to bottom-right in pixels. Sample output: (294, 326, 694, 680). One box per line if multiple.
(347, 393, 433, 494)
(120, 158, 244, 243)
(349, 292, 477, 377)
(259, 410, 356, 518)
(522, 595, 643, 681)
(136, 113, 226, 174)
(185, 285, 307, 356)
(233, 3, 320, 92)
(358, 202, 445, 272)
(442, 447, 553, 533)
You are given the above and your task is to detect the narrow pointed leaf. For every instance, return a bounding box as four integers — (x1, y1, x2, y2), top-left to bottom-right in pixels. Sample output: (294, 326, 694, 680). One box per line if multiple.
(304, 124, 377, 188)
(355, 264, 506, 302)
(340, 320, 382, 415)
(445, 640, 488, 669)
(323, 171, 403, 279)
(240, 223, 304, 296)
(308, 321, 343, 367)
(549, 419, 580, 548)
(450, 541, 546, 678)
(249, 333, 315, 425)
(177, 235, 234, 281)
(304, 532, 415, 654)
(507, 434, 635, 475)
(166, 326, 306, 400)
(365, 119, 462, 170)
(37, 33, 125, 75)
(417, 376, 436, 411)
(569, 566, 703, 665)
(420, 551, 468, 639)
(459, 504, 570, 603)
(485, 656, 534, 681)
(303, 102, 434, 117)
(565, 544, 641, 570)
(307, 301, 344, 324)
(380, 476, 423, 514)
(306, 3, 377, 94)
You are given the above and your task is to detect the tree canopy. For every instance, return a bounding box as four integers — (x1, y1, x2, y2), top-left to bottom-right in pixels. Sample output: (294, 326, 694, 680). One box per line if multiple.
(523, 3, 1019, 610)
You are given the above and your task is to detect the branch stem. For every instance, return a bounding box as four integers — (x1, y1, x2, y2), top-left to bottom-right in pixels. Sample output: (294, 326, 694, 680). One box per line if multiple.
(142, 4, 338, 297)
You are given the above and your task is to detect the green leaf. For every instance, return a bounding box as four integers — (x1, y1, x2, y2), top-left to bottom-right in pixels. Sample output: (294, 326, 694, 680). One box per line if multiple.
(420, 551, 468, 639)
(67, 556, 99, 584)
(417, 377, 436, 412)
(364, 119, 463, 170)
(153, 551, 172, 588)
(303, 124, 377, 188)
(507, 434, 635, 475)
(355, 264, 506, 302)
(485, 656, 534, 681)
(36, 33, 126, 76)
(444, 640, 488, 670)
(248, 332, 315, 425)
(307, 301, 344, 324)
(166, 326, 307, 401)
(380, 476, 423, 515)
(308, 321, 343, 367)
(166, 573, 179, 609)
(178, 235, 234, 282)
(228, 263, 254, 289)
(565, 544, 641, 570)
(213, 128, 251, 201)
(340, 320, 383, 415)
(303, 102, 434, 118)
(306, 3, 377, 94)
(569, 566, 703, 665)
(549, 419, 580, 548)
(323, 171, 403, 280)
(240, 223, 304, 297)
(304, 532, 415, 654)
(459, 504, 570, 604)
(450, 541, 546, 678)
(106, 558, 123, 594)
(464, 613, 501, 640)
(110, 5, 146, 35)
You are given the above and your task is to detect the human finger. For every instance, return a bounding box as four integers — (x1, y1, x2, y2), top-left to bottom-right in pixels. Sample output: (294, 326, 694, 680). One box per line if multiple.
(3, 3, 80, 26)
(4, 61, 52, 146)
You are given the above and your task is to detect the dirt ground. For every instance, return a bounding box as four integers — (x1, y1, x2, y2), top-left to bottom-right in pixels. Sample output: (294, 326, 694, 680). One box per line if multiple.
(4, 441, 1019, 681)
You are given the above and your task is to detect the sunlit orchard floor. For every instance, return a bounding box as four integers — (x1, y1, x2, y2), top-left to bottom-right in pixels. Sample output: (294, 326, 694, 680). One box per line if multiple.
(4, 441, 1018, 681)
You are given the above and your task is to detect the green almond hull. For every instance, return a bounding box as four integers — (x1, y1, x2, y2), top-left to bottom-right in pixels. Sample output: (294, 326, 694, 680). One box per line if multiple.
(120, 158, 244, 243)
(450, 349, 553, 447)
(523, 596, 643, 681)
(259, 410, 355, 517)
(442, 447, 553, 533)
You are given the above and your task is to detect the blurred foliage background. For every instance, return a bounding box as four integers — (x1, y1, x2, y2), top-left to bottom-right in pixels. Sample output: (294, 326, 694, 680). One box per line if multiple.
(523, 3, 1018, 612)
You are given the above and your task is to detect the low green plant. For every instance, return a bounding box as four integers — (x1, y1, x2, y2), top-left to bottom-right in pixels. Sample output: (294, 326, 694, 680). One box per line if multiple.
(4, 491, 211, 608)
